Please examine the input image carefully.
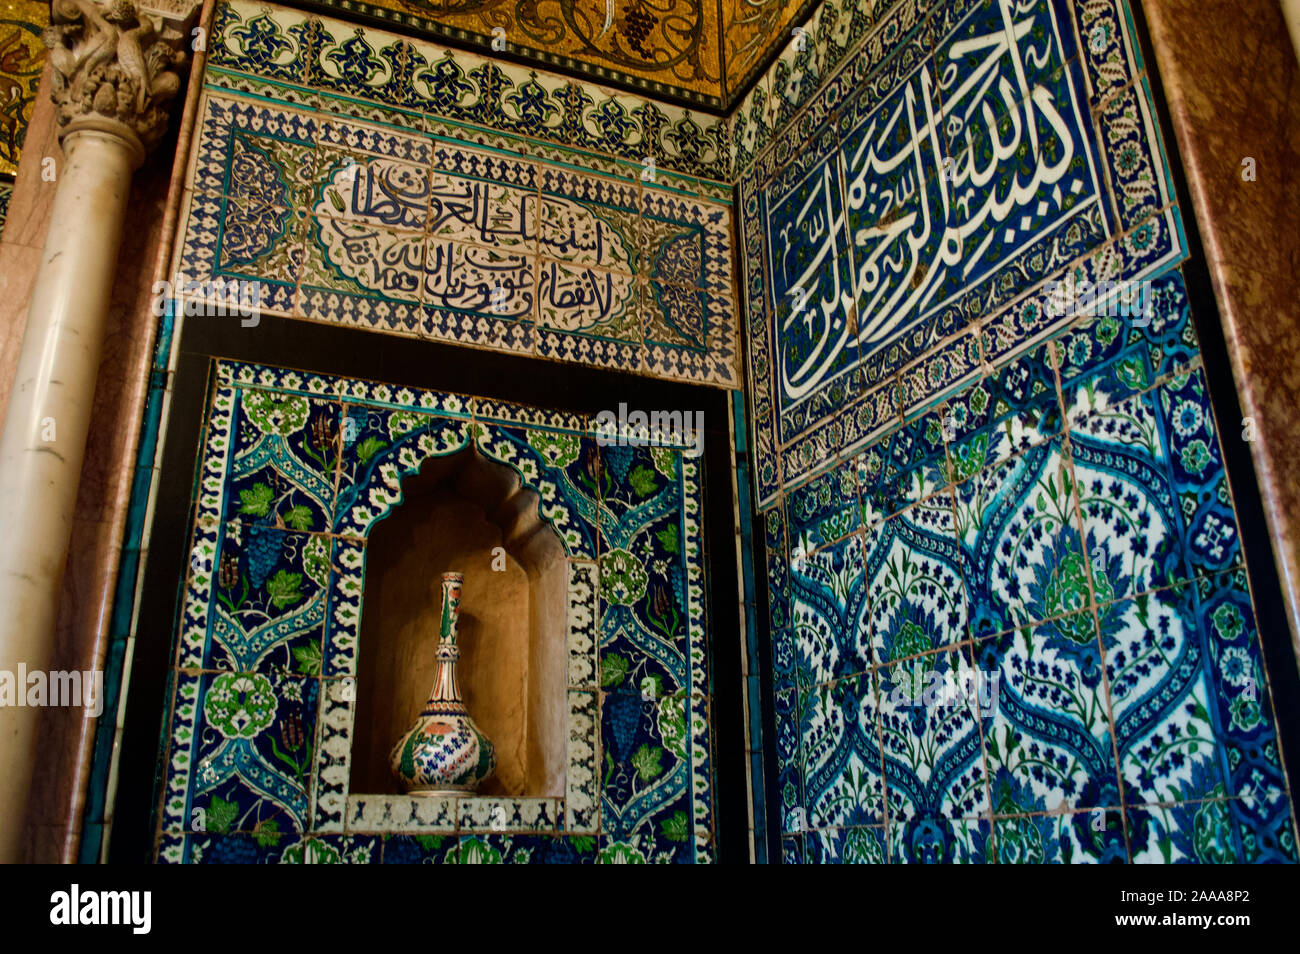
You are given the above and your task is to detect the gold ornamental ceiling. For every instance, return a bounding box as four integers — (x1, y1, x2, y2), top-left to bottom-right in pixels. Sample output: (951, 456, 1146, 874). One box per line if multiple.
(0, 0, 49, 177)
(294, 0, 817, 111)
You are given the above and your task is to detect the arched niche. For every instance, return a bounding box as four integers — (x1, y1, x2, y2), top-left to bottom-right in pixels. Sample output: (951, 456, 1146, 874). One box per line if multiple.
(348, 445, 568, 798)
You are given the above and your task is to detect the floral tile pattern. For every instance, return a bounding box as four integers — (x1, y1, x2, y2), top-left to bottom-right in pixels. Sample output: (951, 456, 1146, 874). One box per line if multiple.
(182, 1, 738, 388)
(156, 359, 715, 863)
(790, 534, 869, 685)
(138, 0, 1299, 866)
(970, 615, 1120, 815)
(741, 0, 1182, 507)
(208, 0, 732, 180)
(745, 0, 1297, 863)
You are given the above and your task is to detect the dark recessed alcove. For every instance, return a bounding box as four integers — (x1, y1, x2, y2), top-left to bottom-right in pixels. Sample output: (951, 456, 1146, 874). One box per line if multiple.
(348, 446, 567, 798)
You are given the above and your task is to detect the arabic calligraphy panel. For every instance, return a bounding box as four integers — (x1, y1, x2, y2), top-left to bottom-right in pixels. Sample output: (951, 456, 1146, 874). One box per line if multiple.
(429, 174, 540, 255)
(316, 148, 432, 232)
(300, 217, 427, 330)
(840, 0, 1102, 366)
(763, 148, 860, 442)
(537, 261, 639, 341)
(424, 240, 536, 321)
(180, 57, 737, 384)
(745, 0, 1180, 505)
(538, 197, 637, 273)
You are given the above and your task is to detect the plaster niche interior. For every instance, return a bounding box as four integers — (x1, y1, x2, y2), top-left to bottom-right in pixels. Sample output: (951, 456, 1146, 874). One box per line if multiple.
(349, 447, 568, 798)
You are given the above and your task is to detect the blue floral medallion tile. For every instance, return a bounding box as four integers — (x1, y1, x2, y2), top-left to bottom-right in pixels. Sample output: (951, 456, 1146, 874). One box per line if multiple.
(801, 673, 886, 830)
(807, 825, 889, 864)
(861, 405, 951, 518)
(790, 534, 870, 684)
(954, 439, 1086, 638)
(864, 497, 968, 666)
(1069, 388, 1184, 600)
(877, 648, 989, 823)
(892, 815, 992, 865)
(948, 340, 1063, 485)
(1056, 268, 1199, 426)
(969, 613, 1120, 815)
(983, 802, 1126, 864)
(1103, 573, 1295, 861)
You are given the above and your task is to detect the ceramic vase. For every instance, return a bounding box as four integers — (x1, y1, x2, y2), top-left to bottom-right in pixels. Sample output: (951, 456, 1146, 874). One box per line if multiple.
(390, 571, 496, 794)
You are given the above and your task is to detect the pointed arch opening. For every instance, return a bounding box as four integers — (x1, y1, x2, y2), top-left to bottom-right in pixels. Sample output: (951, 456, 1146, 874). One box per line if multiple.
(348, 445, 568, 798)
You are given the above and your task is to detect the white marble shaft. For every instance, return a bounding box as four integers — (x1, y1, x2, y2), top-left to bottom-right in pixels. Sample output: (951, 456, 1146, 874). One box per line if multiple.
(0, 0, 195, 861)
(0, 128, 139, 862)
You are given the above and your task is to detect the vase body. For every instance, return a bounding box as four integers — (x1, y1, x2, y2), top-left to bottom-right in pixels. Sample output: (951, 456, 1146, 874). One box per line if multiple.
(390, 572, 496, 794)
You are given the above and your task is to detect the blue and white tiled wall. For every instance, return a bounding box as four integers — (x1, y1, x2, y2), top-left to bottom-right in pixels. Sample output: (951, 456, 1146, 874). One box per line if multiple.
(133, 0, 1299, 863)
(155, 361, 715, 863)
(147, 0, 743, 863)
(738, 0, 1299, 862)
(175, 0, 739, 388)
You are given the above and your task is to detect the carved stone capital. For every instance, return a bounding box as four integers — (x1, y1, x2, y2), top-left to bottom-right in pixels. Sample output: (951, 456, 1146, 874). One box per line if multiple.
(44, 0, 199, 158)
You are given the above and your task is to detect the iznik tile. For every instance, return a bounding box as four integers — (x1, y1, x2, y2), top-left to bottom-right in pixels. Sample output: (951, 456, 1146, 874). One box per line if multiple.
(187, 3, 740, 387)
(801, 673, 886, 829)
(953, 439, 1088, 638)
(742, 0, 1178, 505)
(864, 499, 968, 667)
(156, 359, 716, 862)
(969, 614, 1122, 816)
(876, 648, 990, 825)
(790, 534, 870, 684)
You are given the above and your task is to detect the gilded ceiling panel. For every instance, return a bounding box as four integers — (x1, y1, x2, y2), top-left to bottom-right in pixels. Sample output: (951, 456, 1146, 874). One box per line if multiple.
(294, 0, 814, 109)
(0, 0, 48, 177)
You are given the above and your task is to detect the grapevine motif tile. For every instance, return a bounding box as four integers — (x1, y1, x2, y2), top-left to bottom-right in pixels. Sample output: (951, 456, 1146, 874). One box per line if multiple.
(223, 389, 338, 532)
(157, 360, 715, 863)
(203, 525, 331, 677)
(187, 671, 321, 836)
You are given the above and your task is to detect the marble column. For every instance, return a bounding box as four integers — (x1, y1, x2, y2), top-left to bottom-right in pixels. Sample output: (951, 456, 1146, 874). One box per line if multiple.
(0, 0, 190, 862)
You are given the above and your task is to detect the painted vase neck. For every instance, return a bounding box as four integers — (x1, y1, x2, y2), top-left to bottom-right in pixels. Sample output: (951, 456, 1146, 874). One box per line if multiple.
(429, 572, 463, 706)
